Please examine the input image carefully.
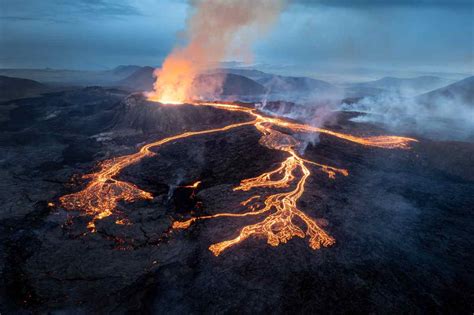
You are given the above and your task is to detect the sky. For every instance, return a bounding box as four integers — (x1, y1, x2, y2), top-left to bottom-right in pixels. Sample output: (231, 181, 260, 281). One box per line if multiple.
(0, 0, 472, 78)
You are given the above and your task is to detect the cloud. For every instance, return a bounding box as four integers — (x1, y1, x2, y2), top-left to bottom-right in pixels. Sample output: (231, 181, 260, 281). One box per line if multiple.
(0, 0, 471, 71)
(293, 0, 473, 8)
(0, 0, 142, 23)
(75, 0, 142, 16)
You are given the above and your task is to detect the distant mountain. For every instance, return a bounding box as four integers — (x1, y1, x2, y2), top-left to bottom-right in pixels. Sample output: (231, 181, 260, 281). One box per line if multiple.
(257, 75, 339, 95)
(218, 68, 273, 81)
(117, 66, 155, 91)
(204, 69, 343, 99)
(350, 76, 453, 96)
(118, 68, 265, 96)
(111, 65, 143, 78)
(0, 66, 143, 86)
(343, 86, 386, 98)
(417, 76, 474, 107)
(194, 73, 266, 96)
(0, 76, 47, 101)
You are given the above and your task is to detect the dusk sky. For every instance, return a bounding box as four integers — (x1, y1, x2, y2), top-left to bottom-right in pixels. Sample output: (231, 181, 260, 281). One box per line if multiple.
(1, 0, 472, 76)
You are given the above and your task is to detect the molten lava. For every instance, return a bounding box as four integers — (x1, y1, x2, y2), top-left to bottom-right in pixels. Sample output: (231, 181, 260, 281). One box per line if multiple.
(59, 100, 417, 254)
(180, 181, 202, 189)
(60, 119, 255, 231)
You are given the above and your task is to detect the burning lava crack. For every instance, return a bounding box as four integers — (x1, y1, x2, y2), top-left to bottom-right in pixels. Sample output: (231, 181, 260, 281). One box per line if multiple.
(59, 101, 417, 256)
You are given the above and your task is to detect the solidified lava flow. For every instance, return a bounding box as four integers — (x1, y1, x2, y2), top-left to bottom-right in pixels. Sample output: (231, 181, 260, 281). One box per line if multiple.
(60, 100, 417, 254)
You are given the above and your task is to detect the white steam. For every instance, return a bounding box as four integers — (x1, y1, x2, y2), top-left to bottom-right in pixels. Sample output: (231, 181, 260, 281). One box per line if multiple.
(341, 92, 474, 141)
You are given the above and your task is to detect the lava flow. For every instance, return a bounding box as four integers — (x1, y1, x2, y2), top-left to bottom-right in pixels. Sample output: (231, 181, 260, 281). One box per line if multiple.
(60, 119, 256, 231)
(59, 100, 417, 255)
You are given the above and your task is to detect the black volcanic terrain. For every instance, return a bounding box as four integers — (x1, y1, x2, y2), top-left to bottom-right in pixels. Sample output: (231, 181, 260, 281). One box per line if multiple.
(0, 87, 473, 313)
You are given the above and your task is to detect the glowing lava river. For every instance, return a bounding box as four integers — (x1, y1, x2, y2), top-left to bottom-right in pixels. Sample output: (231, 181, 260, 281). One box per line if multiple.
(59, 100, 417, 256)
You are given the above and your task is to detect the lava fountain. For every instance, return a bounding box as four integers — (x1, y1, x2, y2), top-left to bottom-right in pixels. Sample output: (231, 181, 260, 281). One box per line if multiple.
(146, 0, 285, 104)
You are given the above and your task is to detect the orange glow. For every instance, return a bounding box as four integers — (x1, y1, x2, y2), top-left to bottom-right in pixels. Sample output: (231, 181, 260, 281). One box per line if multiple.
(164, 101, 416, 255)
(147, 56, 196, 104)
(173, 120, 348, 256)
(60, 119, 255, 231)
(180, 181, 201, 189)
(115, 218, 131, 225)
(60, 99, 417, 256)
(146, 0, 285, 104)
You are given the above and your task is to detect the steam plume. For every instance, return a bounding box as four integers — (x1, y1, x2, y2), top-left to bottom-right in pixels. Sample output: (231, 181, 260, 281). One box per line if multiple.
(147, 0, 285, 104)
(341, 91, 474, 141)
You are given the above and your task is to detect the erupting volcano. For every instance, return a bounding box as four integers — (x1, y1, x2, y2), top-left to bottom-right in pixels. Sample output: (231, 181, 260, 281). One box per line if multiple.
(3, 0, 473, 312)
(147, 0, 285, 104)
(60, 99, 416, 255)
(59, 0, 417, 255)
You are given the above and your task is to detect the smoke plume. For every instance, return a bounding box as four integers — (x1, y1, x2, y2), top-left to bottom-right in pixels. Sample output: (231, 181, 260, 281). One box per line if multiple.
(147, 0, 285, 104)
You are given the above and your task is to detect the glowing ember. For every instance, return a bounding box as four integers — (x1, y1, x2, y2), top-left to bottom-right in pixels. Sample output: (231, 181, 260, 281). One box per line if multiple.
(180, 181, 202, 189)
(59, 100, 417, 255)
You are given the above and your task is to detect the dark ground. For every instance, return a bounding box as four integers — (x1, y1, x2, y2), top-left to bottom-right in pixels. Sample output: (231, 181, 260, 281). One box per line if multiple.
(0, 87, 473, 313)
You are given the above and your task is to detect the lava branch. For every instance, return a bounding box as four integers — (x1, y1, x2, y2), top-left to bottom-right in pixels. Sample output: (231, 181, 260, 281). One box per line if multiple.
(169, 103, 416, 256)
(60, 119, 256, 231)
(59, 100, 417, 255)
(173, 122, 349, 256)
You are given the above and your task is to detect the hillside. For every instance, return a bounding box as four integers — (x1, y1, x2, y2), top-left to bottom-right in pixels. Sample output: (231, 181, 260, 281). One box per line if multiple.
(0, 65, 143, 86)
(0, 76, 47, 101)
(257, 75, 338, 94)
(117, 66, 156, 91)
(118, 68, 266, 97)
(349, 76, 453, 96)
(417, 76, 474, 106)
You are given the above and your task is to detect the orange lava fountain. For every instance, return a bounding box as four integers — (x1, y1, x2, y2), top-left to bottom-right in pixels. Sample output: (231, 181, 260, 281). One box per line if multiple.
(59, 100, 417, 255)
(146, 0, 285, 105)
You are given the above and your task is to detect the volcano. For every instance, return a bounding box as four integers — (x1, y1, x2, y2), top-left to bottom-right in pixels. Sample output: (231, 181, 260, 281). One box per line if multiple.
(118, 67, 266, 97)
(1, 87, 473, 313)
